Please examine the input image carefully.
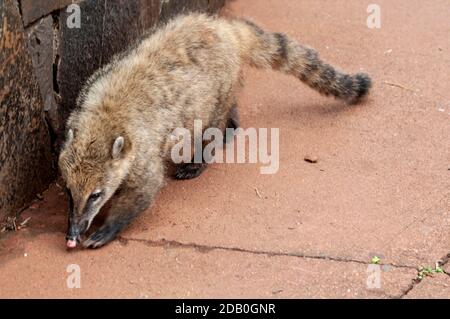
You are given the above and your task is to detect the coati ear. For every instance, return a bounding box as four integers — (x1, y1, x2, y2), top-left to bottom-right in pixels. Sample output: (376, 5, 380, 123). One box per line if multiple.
(111, 136, 125, 159)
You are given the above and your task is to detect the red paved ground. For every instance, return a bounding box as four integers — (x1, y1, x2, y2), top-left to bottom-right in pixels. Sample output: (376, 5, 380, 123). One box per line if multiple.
(0, 0, 449, 298)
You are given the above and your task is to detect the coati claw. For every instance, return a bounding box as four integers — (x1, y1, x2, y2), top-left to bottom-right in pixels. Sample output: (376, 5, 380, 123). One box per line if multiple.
(83, 227, 118, 249)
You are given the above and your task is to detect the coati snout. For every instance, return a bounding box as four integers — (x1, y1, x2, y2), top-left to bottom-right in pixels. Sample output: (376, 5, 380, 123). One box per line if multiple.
(65, 186, 102, 248)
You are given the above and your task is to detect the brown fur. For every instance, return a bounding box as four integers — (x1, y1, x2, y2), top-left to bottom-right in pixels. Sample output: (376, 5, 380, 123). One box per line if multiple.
(59, 14, 372, 248)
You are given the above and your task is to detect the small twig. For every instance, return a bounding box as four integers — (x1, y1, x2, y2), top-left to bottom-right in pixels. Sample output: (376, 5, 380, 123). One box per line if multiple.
(383, 81, 415, 93)
(254, 187, 263, 199)
(19, 217, 31, 228)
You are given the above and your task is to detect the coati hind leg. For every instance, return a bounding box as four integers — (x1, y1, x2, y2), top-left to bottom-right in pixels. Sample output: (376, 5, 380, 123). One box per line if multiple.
(174, 123, 226, 180)
(174, 162, 207, 180)
(224, 102, 240, 144)
(175, 98, 240, 180)
(83, 170, 163, 248)
(174, 133, 209, 180)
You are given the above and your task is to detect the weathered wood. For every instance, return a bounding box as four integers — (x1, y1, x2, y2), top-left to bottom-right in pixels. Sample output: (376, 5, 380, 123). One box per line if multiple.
(0, 0, 55, 219)
(26, 15, 63, 137)
(20, 0, 83, 26)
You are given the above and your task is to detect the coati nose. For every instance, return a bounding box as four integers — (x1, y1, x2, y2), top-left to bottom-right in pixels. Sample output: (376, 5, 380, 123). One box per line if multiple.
(66, 229, 80, 249)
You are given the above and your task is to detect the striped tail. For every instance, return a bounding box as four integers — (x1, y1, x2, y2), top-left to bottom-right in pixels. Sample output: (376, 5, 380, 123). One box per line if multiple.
(234, 19, 372, 104)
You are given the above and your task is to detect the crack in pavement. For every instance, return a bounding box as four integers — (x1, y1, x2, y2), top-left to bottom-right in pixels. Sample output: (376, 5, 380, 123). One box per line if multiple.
(399, 251, 450, 298)
(122, 236, 424, 299)
(398, 280, 418, 299)
(119, 236, 418, 270)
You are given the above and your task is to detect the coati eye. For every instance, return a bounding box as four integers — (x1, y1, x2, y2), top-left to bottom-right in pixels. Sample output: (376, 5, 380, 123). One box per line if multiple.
(88, 191, 103, 202)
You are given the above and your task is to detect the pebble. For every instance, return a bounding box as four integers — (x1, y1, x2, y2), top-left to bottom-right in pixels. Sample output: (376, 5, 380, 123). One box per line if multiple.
(304, 155, 319, 164)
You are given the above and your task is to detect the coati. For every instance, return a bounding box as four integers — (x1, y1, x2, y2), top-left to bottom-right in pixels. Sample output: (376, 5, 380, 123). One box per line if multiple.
(59, 14, 371, 248)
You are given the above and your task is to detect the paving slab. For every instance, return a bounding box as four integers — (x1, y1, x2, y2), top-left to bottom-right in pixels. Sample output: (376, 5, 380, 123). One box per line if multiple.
(404, 275, 450, 299)
(0, 231, 415, 298)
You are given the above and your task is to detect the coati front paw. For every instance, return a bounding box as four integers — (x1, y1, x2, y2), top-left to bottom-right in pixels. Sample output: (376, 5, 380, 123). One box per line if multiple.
(83, 225, 118, 249)
(174, 163, 207, 180)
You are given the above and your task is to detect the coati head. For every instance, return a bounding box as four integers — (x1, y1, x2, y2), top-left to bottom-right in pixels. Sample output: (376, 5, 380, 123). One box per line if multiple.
(58, 124, 132, 246)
